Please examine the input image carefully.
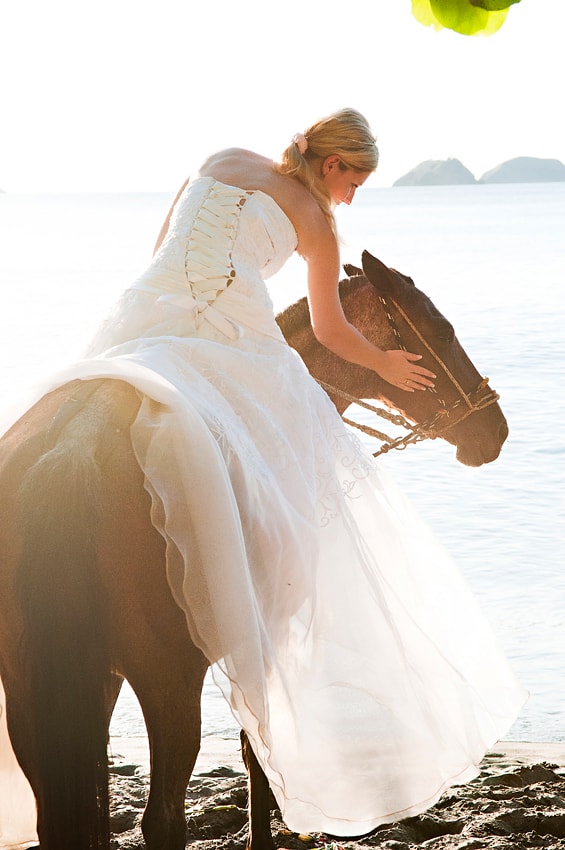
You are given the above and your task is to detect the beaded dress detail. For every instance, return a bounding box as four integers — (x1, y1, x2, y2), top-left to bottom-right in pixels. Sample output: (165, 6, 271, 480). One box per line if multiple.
(0, 178, 526, 847)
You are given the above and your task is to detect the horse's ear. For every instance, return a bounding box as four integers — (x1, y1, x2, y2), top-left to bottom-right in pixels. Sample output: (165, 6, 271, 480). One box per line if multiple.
(361, 250, 398, 296)
(343, 263, 363, 277)
(362, 250, 415, 297)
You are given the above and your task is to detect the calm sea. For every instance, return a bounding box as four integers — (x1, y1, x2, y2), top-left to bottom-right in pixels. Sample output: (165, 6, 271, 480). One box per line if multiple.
(0, 183, 563, 743)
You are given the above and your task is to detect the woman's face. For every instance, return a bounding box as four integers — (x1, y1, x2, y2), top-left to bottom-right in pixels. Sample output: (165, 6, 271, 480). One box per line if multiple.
(322, 156, 371, 206)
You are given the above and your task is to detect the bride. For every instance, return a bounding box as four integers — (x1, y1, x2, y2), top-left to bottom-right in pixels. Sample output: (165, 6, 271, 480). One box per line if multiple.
(0, 108, 526, 848)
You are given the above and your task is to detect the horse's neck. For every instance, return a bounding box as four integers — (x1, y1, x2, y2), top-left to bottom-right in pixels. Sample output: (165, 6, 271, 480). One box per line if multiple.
(340, 281, 396, 352)
(278, 281, 394, 413)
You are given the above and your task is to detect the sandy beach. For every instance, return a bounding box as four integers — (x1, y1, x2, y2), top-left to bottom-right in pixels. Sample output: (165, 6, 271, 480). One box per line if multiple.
(108, 736, 565, 849)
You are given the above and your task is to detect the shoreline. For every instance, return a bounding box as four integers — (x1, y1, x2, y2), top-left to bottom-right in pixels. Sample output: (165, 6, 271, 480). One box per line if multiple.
(110, 733, 244, 776)
(110, 734, 565, 776)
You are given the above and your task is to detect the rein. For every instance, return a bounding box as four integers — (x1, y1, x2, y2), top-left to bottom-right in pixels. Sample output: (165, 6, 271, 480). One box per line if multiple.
(317, 293, 500, 458)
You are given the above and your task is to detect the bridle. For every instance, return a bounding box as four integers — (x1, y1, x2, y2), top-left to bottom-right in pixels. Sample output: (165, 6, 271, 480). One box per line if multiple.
(317, 289, 500, 458)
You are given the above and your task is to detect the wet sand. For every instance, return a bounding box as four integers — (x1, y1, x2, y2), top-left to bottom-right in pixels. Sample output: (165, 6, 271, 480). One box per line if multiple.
(108, 736, 565, 849)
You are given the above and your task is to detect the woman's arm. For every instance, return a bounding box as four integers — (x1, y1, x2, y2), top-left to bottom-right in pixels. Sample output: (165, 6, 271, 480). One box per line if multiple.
(300, 222, 435, 392)
(153, 178, 190, 256)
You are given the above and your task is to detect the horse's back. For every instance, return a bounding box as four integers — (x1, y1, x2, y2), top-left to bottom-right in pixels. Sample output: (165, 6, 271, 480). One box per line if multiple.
(1, 377, 140, 452)
(0, 378, 144, 644)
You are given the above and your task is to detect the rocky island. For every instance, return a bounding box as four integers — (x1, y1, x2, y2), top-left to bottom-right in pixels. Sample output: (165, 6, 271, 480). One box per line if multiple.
(394, 158, 476, 186)
(479, 156, 565, 183)
(394, 156, 565, 186)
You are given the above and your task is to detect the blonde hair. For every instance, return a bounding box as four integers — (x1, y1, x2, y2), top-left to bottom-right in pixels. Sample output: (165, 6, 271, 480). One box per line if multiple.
(274, 108, 378, 232)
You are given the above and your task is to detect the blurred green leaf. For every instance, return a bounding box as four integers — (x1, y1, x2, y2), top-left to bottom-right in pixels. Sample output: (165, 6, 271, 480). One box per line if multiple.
(412, 0, 513, 35)
(471, 0, 520, 9)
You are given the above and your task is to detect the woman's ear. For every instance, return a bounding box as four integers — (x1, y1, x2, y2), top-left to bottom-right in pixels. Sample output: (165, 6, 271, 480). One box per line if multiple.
(322, 155, 341, 176)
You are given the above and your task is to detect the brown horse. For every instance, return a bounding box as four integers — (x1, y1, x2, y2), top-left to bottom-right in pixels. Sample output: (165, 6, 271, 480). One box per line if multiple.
(0, 251, 507, 850)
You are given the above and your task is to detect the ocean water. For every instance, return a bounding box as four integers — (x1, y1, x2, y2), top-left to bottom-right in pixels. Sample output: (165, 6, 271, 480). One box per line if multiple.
(0, 183, 563, 744)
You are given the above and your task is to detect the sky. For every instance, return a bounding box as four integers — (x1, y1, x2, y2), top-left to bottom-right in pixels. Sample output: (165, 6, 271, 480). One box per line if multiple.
(1, 0, 564, 193)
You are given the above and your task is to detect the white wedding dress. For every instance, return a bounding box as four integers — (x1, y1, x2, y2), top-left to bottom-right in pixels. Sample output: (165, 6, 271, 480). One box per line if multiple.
(0, 178, 526, 847)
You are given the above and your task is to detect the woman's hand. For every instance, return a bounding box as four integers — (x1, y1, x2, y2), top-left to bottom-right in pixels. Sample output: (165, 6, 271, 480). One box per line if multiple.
(376, 350, 436, 392)
(297, 220, 435, 394)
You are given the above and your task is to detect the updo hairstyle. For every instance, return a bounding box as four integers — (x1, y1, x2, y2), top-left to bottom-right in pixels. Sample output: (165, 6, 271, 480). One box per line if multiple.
(274, 108, 378, 231)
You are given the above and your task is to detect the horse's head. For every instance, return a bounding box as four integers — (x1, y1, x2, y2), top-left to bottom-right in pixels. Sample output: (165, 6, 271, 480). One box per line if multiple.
(277, 251, 508, 467)
(346, 251, 508, 467)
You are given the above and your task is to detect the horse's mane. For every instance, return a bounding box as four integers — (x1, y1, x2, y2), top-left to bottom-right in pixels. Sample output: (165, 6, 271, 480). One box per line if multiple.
(276, 275, 363, 336)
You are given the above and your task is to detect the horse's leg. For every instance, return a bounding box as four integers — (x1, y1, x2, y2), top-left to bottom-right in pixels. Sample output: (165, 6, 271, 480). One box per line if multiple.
(241, 730, 276, 850)
(126, 638, 208, 850)
(98, 436, 209, 850)
(1, 671, 42, 822)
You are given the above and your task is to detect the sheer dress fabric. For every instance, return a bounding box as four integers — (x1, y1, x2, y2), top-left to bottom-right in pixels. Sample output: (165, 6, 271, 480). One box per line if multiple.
(0, 178, 527, 845)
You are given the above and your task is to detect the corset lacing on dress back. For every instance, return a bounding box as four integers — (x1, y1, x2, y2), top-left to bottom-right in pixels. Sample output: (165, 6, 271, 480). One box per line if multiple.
(184, 187, 253, 302)
(130, 181, 286, 342)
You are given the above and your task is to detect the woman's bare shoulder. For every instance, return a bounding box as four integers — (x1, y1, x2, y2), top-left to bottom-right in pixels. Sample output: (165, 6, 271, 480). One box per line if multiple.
(196, 148, 331, 251)
(197, 148, 272, 183)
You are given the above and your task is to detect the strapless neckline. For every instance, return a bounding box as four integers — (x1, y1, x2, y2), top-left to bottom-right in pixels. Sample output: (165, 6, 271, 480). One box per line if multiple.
(190, 176, 298, 248)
